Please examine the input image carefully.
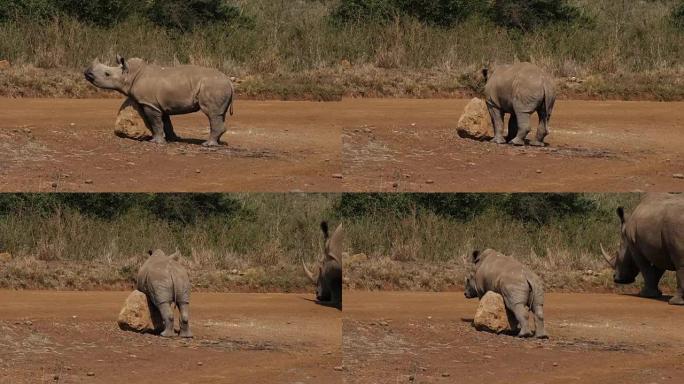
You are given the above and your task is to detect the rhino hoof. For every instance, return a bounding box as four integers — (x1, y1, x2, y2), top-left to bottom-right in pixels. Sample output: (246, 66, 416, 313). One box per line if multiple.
(639, 288, 662, 298)
(509, 138, 525, 146)
(201, 140, 220, 147)
(160, 329, 175, 338)
(529, 140, 545, 147)
(149, 137, 167, 145)
(491, 137, 507, 145)
(668, 296, 684, 305)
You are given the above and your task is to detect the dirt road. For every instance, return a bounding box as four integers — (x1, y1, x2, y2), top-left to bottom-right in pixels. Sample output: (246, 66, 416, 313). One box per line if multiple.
(0, 291, 341, 384)
(343, 99, 684, 192)
(344, 292, 684, 384)
(0, 98, 342, 192)
(2, 98, 682, 192)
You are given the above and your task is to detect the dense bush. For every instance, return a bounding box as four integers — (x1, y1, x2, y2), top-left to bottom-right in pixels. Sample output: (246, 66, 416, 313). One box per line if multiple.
(338, 193, 596, 224)
(0, 0, 244, 29)
(332, 0, 580, 29)
(673, 1, 684, 28)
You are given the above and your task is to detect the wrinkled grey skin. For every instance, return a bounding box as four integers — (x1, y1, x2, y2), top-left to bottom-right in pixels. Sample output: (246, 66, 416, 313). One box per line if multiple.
(137, 249, 192, 337)
(464, 249, 547, 338)
(84, 55, 234, 146)
(303, 222, 343, 310)
(601, 193, 684, 305)
(483, 62, 556, 146)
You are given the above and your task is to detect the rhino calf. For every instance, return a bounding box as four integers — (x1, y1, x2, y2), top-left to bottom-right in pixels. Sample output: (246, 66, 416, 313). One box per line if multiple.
(85, 55, 234, 146)
(464, 249, 547, 338)
(601, 193, 684, 305)
(137, 249, 192, 337)
(483, 62, 556, 146)
(303, 222, 343, 309)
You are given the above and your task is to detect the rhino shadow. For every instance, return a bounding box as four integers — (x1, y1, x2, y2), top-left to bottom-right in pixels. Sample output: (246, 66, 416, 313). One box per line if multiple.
(299, 296, 342, 311)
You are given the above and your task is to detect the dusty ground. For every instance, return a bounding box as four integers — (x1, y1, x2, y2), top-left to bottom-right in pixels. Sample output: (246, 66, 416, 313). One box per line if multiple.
(343, 291, 684, 384)
(343, 99, 684, 192)
(0, 291, 341, 384)
(1, 98, 682, 192)
(0, 98, 342, 192)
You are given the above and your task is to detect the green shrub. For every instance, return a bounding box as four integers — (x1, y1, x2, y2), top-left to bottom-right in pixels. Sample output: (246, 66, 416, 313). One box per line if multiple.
(673, 1, 684, 29)
(147, 0, 244, 31)
(57, 0, 136, 26)
(488, 0, 581, 30)
(0, 0, 58, 21)
(332, 0, 486, 26)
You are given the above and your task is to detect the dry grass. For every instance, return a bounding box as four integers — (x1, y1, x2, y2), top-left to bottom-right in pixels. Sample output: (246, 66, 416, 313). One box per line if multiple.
(0, 1, 683, 100)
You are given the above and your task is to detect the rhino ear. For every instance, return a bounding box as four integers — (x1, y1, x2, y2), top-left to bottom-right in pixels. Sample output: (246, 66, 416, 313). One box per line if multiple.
(482, 67, 489, 82)
(616, 207, 625, 224)
(147, 249, 153, 256)
(116, 54, 128, 72)
(471, 250, 480, 263)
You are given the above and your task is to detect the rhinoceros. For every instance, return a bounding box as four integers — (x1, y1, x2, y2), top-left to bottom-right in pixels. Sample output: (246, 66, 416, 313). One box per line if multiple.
(483, 62, 556, 146)
(303, 222, 343, 309)
(137, 249, 192, 337)
(601, 193, 684, 305)
(464, 249, 547, 338)
(84, 55, 234, 146)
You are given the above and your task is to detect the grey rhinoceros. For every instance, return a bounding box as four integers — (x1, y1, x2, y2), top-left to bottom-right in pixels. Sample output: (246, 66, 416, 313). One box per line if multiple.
(483, 62, 556, 146)
(137, 249, 192, 337)
(303, 222, 343, 309)
(601, 193, 684, 305)
(84, 55, 234, 146)
(464, 249, 547, 338)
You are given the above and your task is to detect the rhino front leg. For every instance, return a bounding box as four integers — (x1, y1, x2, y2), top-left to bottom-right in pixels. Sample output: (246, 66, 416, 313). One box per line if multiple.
(162, 114, 180, 142)
(141, 105, 166, 144)
(511, 303, 533, 337)
(178, 302, 193, 337)
(532, 304, 548, 339)
(640, 265, 665, 298)
(509, 111, 531, 146)
(203, 115, 226, 147)
(158, 302, 176, 337)
(487, 105, 506, 144)
(669, 268, 684, 305)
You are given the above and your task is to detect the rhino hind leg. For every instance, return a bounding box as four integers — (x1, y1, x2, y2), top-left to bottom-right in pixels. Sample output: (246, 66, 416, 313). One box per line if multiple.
(511, 303, 533, 337)
(506, 114, 518, 142)
(531, 109, 549, 147)
(203, 115, 226, 147)
(141, 105, 166, 144)
(532, 304, 548, 339)
(158, 302, 176, 337)
(669, 269, 684, 305)
(509, 111, 531, 146)
(487, 105, 506, 144)
(162, 114, 180, 141)
(178, 302, 193, 337)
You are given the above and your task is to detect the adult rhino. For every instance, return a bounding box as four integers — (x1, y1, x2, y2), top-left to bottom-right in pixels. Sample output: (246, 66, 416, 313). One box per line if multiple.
(303, 222, 343, 309)
(601, 193, 684, 305)
(137, 249, 192, 337)
(483, 62, 556, 146)
(464, 249, 547, 338)
(84, 55, 234, 146)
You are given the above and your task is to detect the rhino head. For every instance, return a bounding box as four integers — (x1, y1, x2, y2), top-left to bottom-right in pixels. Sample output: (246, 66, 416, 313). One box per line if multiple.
(601, 207, 640, 284)
(463, 250, 481, 299)
(84, 54, 142, 94)
(302, 221, 343, 305)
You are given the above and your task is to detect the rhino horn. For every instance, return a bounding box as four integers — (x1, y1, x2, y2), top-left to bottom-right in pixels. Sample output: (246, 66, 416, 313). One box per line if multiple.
(302, 259, 317, 283)
(600, 244, 615, 268)
(325, 223, 344, 262)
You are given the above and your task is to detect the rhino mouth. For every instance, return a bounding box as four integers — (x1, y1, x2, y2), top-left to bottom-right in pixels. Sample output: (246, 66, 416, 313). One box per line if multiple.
(84, 70, 95, 83)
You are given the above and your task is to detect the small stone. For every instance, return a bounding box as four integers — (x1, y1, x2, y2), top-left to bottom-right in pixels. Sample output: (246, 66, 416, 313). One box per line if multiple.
(552, 362, 559, 367)
(0, 60, 10, 70)
(53, 374, 59, 381)
(332, 173, 344, 179)
(86, 372, 95, 377)
(392, 182, 399, 188)
(426, 180, 435, 184)
(379, 321, 389, 327)
(195, 169, 201, 174)
(25, 320, 33, 326)
(69, 123, 76, 127)
(673, 174, 684, 179)
(51, 182, 58, 188)
(333, 366, 343, 371)
(197, 362, 203, 366)
(85, 179, 94, 184)
(536, 169, 543, 174)
(442, 373, 451, 377)
(409, 374, 415, 381)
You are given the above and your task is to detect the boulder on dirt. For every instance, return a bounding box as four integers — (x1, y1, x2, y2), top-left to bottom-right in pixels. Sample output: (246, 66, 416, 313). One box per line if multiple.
(473, 291, 516, 334)
(0, 252, 12, 263)
(0, 60, 10, 70)
(117, 290, 163, 333)
(456, 97, 493, 141)
(114, 98, 150, 140)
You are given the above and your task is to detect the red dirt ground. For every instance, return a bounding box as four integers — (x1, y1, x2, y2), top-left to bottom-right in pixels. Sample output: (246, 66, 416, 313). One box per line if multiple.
(0, 98, 342, 192)
(343, 291, 684, 384)
(0, 291, 341, 384)
(342, 99, 684, 192)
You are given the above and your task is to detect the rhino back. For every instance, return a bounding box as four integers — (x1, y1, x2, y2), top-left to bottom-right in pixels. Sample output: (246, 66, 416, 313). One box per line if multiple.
(485, 63, 546, 113)
(474, 252, 530, 307)
(130, 65, 231, 114)
(629, 194, 684, 270)
(136, 253, 176, 305)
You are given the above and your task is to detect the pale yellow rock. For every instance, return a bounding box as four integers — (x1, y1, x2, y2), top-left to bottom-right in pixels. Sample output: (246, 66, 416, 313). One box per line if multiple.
(456, 97, 493, 140)
(473, 291, 514, 334)
(0, 60, 10, 70)
(117, 290, 163, 333)
(0, 252, 12, 263)
(114, 99, 150, 140)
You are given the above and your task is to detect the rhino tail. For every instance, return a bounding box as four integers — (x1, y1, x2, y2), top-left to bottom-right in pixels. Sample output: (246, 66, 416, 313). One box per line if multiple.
(526, 275, 543, 309)
(228, 82, 235, 116)
(542, 80, 554, 119)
